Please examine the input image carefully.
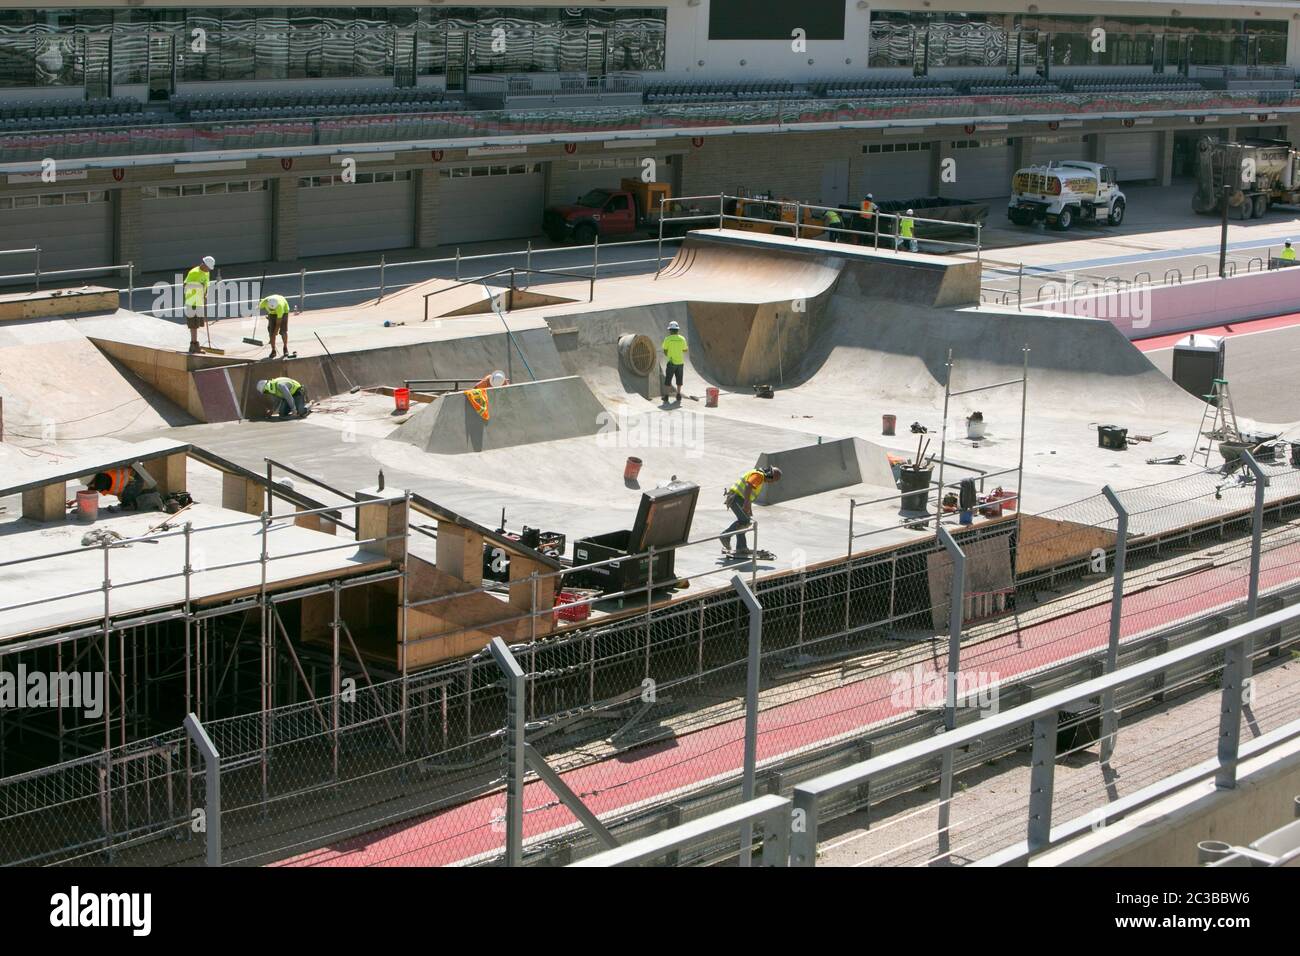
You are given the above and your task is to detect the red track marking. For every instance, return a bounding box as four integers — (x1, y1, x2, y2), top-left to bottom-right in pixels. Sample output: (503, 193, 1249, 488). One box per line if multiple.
(278, 538, 1300, 867)
(1134, 311, 1300, 352)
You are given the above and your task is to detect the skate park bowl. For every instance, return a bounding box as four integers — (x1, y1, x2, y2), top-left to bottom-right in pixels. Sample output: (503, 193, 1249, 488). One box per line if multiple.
(393, 375, 612, 454)
(754, 437, 898, 505)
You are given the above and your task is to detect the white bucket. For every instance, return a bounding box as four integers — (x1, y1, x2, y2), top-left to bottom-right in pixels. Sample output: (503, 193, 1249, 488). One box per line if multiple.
(966, 418, 987, 440)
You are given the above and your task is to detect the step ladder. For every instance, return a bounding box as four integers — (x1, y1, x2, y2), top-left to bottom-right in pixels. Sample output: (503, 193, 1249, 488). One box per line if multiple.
(1192, 378, 1240, 467)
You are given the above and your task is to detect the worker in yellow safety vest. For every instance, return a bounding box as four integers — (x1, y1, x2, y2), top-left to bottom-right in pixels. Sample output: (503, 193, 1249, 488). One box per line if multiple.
(721, 465, 782, 555)
(896, 209, 917, 253)
(661, 320, 688, 403)
(823, 207, 844, 243)
(1283, 240, 1296, 262)
(259, 293, 291, 357)
(257, 377, 310, 419)
(184, 256, 215, 354)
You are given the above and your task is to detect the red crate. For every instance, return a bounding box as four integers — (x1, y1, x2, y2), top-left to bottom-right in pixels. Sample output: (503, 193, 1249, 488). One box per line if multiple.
(554, 589, 592, 623)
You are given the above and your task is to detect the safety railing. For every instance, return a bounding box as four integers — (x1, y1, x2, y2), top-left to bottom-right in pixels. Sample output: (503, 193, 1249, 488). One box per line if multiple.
(658, 193, 983, 263)
(420, 265, 594, 324)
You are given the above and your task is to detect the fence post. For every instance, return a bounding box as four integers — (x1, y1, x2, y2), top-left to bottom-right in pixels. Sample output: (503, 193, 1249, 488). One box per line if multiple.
(127, 262, 135, 313)
(718, 193, 725, 229)
(488, 637, 525, 866)
(298, 268, 306, 314)
(935, 525, 966, 861)
(794, 202, 801, 240)
(1016, 263, 1023, 310)
(456, 248, 461, 281)
(1242, 449, 1268, 686)
(378, 254, 386, 302)
(1026, 712, 1057, 852)
(593, 233, 600, 282)
(731, 574, 763, 867)
(526, 239, 532, 276)
(183, 713, 221, 866)
(33, 244, 41, 290)
(1099, 485, 1128, 764)
(1215, 633, 1247, 791)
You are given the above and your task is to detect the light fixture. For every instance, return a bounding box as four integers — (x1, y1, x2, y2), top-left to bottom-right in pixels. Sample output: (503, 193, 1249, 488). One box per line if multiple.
(740, 59, 747, 66)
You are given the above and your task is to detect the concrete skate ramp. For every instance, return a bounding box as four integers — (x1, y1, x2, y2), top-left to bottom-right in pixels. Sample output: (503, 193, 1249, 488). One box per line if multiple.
(793, 296, 1206, 420)
(0, 318, 192, 444)
(394, 376, 609, 454)
(755, 437, 897, 505)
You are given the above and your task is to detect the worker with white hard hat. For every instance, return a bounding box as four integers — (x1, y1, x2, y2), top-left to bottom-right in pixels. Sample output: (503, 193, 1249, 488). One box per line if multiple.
(472, 369, 509, 390)
(1283, 239, 1296, 262)
(183, 256, 216, 354)
(661, 320, 688, 405)
(256, 376, 309, 419)
(897, 208, 917, 253)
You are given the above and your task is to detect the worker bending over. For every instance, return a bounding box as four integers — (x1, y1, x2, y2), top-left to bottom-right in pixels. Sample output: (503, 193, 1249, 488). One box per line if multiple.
(721, 465, 782, 555)
(897, 209, 917, 253)
(661, 321, 688, 404)
(184, 256, 215, 354)
(86, 462, 162, 512)
(260, 293, 291, 357)
(1283, 240, 1296, 262)
(257, 377, 310, 419)
(823, 207, 844, 242)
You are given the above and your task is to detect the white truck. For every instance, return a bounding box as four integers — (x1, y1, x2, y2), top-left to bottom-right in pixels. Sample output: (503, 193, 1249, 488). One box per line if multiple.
(1007, 160, 1125, 231)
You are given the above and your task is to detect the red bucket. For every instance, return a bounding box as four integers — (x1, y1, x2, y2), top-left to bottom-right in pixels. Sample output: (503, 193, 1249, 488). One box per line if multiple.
(705, 387, 719, 408)
(882, 414, 897, 436)
(76, 489, 98, 522)
(624, 456, 643, 481)
(394, 387, 411, 412)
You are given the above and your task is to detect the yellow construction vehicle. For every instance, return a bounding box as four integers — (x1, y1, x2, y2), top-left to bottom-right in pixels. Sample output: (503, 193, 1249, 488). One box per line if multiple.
(721, 194, 827, 239)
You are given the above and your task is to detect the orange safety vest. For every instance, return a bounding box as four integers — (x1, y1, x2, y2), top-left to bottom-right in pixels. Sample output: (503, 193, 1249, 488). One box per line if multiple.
(730, 469, 766, 504)
(860, 199, 875, 220)
(466, 387, 490, 421)
(98, 468, 132, 497)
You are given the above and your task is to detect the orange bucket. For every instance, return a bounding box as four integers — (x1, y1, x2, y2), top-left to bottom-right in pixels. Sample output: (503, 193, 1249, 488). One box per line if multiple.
(705, 387, 719, 407)
(394, 387, 411, 412)
(624, 456, 643, 481)
(76, 489, 98, 522)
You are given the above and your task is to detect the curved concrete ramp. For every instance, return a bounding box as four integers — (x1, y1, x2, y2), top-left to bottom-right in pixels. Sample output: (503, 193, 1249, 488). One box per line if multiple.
(755, 437, 897, 505)
(394, 376, 611, 454)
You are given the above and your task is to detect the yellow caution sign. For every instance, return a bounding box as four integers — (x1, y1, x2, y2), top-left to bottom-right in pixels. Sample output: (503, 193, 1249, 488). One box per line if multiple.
(466, 387, 490, 421)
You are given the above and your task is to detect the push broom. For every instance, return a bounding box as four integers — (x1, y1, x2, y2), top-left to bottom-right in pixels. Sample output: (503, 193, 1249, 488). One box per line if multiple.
(242, 269, 267, 347)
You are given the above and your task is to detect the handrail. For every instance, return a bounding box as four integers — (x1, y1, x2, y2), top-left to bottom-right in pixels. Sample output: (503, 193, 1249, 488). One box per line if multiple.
(788, 600, 1300, 865)
(420, 265, 594, 323)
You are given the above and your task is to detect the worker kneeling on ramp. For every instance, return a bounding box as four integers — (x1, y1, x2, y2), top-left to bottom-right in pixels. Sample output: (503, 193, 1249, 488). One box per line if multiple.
(721, 465, 781, 558)
(86, 462, 163, 512)
(256, 377, 310, 419)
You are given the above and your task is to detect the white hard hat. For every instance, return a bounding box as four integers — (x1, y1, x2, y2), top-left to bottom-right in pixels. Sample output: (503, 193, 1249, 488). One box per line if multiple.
(667, 321, 680, 331)
(201, 256, 215, 269)
(256, 379, 268, 392)
(1287, 239, 1294, 245)
(906, 208, 914, 215)
(489, 370, 506, 387)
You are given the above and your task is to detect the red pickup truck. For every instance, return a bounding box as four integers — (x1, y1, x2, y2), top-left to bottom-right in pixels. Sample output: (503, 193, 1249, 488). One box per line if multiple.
(543, 179, 681, 244)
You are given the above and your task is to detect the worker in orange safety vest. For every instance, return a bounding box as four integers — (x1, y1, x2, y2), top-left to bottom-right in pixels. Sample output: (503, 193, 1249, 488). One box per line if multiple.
(721, 465, 782, 554)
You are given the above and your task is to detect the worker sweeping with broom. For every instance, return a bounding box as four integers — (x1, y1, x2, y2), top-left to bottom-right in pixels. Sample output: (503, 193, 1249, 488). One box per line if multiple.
(183, 256, 215, 354)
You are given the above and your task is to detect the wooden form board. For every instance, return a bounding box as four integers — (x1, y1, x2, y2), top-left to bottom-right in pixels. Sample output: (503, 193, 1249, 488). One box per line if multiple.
(927, 534, 1015, 631)
(1014, 512, 1118, 575)
(0, 286, 119, 322)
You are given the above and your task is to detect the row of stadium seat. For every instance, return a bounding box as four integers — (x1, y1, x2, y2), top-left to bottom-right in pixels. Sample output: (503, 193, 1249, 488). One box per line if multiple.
(170, 87, 456, 119)
(0, 97, 143, 121)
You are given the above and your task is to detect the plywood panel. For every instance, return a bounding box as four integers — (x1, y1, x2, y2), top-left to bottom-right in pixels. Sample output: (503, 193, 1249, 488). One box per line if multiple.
(1015, 513, 1117, 575)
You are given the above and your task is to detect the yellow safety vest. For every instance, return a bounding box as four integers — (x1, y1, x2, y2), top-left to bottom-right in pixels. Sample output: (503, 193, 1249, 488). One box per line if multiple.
(184, 266, 210, 311)
(263, 377, 302, 396)
(730, 469, 765, 503)
(899, 217, 915, 239)
(1283, 247, 1296, 261)
(466, 387, 490, 421)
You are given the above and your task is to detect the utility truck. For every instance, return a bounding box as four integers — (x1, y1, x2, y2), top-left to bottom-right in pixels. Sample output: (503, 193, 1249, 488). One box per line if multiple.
(1191, 136, 1300, 220)
(1007, 160, 1125, 231)
(544, 179, 683, 244)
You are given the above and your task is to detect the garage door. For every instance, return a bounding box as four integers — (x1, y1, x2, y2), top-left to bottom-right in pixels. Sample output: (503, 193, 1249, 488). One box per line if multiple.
(859, 142, 933, 200)
(941, 139, 1013, 200)
(0, 187, 113, 286)
(1030, 135, 1085, 168)
(297, 171, 415, 258)
(437, 161, 545, 245)
(138, 179, 271, 272)
(551, 153, 677, 206)
(1105, 132, 1160, 182)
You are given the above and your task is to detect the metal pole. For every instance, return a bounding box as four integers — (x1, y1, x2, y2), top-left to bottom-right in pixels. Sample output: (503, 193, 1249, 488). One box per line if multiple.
(183, 713, 221, 866)
(1241, 449, 1268, 686)
(935, 349, 954, 532)
(455, 248, 461, 281)
(1099, 485, 1128, 764)
(1016, 345, 1030, 514)
(298, 268, 306, 314)
(731, 574, 763, 867)
(593, 233, 600, 282)
(1026, 712, 1057, 852)
(1216, 633, 1247, 790)
(526, 239, 532, 276)
(127, 262, 134, 313)
(1016, 262, 1024, 310)
(1218, 146, 1231, 279)
(488, 637, 525, 866)
(718, 193, 724, 229)
(656, 200, 664, 276)
(936, 525, 966, 860)
(378, 254, 386, 302)
(34, 244, 41, 290)
(794, 202, 801, 240)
